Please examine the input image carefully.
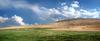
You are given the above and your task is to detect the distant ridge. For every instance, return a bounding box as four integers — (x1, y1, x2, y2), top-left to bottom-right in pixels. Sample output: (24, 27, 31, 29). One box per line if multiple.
(54, 18, 100, 26)
(1, 18, 100, 31)
(57, 18, 100, 22)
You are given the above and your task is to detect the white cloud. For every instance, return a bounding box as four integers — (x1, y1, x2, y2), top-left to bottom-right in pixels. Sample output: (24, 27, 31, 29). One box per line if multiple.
(61, 3, 66, 6)
(0, 15, 26, 26)
(29, 1, 100, 21)
(0, 0, 100, 21)
(71, 1, 79, 8)
(0, 16, 8, 23)
(11, 15, 25, 25)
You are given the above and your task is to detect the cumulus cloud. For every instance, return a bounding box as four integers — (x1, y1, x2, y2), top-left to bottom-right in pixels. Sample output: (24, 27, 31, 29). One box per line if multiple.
(0, 17, 8, 23)
(0, 0, 100, 21)
(71, 1, 79, 8)
(11, 15, 25, 25)
(0, 15, 26, 27)
(29, 1, 99, 21)
(29, 1, 100, 21)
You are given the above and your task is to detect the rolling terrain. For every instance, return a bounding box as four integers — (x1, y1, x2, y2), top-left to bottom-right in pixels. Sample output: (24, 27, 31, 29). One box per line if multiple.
(47, 18, 100, 31)
(1, 18, 100, 41)
(1, 18, 100, 31)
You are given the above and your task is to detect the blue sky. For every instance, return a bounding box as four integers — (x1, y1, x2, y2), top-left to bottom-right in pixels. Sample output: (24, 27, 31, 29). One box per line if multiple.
(0, 0, 100, 27)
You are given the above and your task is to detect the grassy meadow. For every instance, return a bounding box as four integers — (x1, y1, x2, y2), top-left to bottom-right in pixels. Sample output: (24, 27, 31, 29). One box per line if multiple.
(0, 28, 100, 41)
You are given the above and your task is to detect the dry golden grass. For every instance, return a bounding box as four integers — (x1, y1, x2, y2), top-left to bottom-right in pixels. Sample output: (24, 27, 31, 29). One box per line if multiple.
(1, 18, 100, 31)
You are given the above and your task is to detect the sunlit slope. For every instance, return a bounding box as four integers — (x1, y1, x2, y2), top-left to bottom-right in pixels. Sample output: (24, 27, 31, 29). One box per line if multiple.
(48, 18, 100, 31)
(1, 18, 100, 31)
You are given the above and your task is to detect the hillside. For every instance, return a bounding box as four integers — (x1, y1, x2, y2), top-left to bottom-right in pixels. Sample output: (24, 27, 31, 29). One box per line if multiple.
(48, 18, 100, 31)
(56, 18, 100, 26)
(51, 18, 100, 27)
(0, 18, 100, 41)
(1, 18, 100, 31)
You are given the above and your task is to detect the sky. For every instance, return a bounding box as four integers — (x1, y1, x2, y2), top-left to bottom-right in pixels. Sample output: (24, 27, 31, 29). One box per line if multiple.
(0, 0, 100, 27)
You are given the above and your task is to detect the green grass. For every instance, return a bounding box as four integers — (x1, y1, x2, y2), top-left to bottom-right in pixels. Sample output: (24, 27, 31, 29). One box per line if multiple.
(0, 28, 100, 41)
